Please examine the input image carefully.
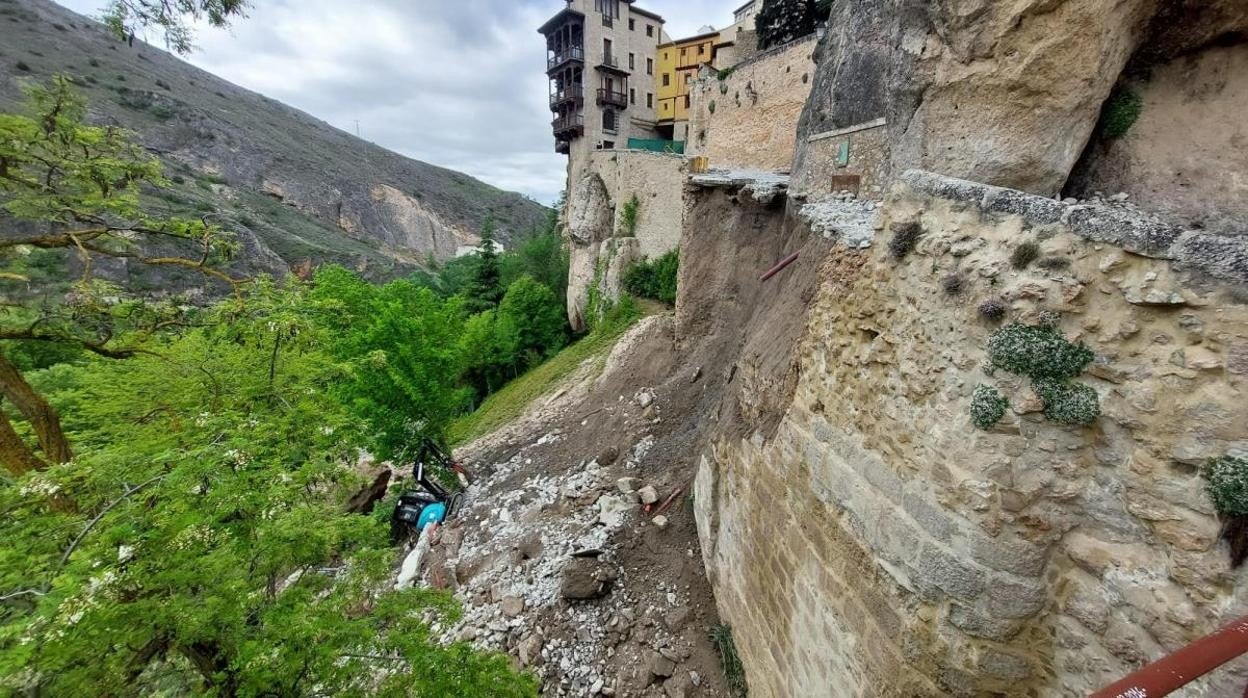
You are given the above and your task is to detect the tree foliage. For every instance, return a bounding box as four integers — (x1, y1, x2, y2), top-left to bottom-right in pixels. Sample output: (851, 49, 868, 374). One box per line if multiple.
(102, 0, 250, 55)
(623, 251, 678, 306)
(464, 218, 503, 315)
(0, 280, 537, 696)
(756, 0, 820, 49)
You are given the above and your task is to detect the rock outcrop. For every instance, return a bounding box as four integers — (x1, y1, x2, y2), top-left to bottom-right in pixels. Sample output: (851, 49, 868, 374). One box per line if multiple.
(795, 0, 1248, 198)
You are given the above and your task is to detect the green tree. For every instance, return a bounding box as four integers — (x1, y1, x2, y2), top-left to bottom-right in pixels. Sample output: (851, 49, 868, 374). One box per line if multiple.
(497, 277, 567, 368)
(458, 309, 520, 398)
(464, 218, 503, 314)
(755, 0, 820, 49)
(0, 283, 537, 696)
(102, 0, 250, 55)
(0, 77, 240, 476)
(500, 228, 569, 309)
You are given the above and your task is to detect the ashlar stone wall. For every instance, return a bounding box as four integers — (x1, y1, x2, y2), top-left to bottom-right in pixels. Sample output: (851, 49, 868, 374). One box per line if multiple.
(695, 171, 1248, 696)
(686, 36, 816, 173)
(565, 150, 687, 331)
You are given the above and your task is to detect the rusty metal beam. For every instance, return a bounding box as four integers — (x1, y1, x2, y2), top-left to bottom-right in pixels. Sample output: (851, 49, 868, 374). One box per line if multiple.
(1090, 615, 1248, 698)
(760, 251, 800, 282)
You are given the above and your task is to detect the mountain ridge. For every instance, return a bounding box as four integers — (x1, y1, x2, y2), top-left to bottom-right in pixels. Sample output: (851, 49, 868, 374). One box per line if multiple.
(0, 0, 551, 286)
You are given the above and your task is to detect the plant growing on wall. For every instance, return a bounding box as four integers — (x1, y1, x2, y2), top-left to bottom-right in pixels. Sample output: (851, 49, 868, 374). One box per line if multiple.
(620, 195, 640, 237)
(1097, 86, 1144, 140)
(624, 250, 679, 305)
(888, 222, 923, 260)
(1205, 454, 1248, 567)
(972, 321, 1101, 429)
(970, 384, 1010, 429)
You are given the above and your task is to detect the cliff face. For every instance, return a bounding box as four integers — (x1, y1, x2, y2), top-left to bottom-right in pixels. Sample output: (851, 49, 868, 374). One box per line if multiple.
(690, 175, 1248, 696)
(0, 0, 550, 285)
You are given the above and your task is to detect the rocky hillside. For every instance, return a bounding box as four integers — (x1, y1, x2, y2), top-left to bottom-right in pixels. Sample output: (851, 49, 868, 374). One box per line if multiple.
(0, 0, 550, 286)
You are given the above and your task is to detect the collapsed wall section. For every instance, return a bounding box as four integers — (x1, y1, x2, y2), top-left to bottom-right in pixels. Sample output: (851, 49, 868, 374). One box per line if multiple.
(693, 171, 1248, 696)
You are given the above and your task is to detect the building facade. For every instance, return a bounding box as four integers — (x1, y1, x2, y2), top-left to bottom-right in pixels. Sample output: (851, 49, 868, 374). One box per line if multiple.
(540, 0, 667, 177)
(654, 30, 722, 143)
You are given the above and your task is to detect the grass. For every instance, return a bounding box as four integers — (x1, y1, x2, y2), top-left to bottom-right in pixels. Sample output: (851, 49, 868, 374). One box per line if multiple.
(446, 304, 651, 446)
(711, 624, 748, 697)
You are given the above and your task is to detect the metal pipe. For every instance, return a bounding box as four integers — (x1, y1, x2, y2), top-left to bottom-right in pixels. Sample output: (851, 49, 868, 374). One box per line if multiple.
(1090, 615, 1248, 698)
(759, 251, 800, 282)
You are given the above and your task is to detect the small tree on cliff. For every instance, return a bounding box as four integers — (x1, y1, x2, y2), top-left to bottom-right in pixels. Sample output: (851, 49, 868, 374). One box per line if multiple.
(755, 0, 820, 49)
(0, 76, 243, 476)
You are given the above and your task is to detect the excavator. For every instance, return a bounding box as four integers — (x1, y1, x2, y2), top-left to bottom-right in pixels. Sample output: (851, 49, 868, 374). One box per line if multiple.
(390, 439, 471, 542)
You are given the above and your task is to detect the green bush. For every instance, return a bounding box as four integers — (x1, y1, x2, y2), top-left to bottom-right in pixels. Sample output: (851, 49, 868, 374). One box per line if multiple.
(624, 250, 679, 305)
(1099, 87, 1144, 140)
(620, 195, 640, 236)
(987, 322, 1093, 382)
(970, 384, 1009, 430)
(1035, 379, 1101, 425)
(1206, 455, 1248, 517)
(711, 624, 748, 698)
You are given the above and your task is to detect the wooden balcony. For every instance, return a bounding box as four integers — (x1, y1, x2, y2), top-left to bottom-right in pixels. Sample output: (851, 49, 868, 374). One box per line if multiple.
(552, 114, 584, 141)
(550, 86, 584, 109)
(596, 53, 629, 75)
(547, 46, 584, 73)
(596, 88, 628, 108)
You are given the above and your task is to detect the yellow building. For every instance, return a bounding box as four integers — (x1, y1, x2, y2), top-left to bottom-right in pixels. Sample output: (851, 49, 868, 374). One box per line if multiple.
(655, 29, 724, 141)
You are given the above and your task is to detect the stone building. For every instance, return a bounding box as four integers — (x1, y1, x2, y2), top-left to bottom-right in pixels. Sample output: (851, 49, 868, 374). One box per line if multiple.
(654, 28, 726, 144)
(539, 0, 668, 184)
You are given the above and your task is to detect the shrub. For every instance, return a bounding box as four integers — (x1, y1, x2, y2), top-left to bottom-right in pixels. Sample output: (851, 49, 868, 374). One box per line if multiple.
(970, 384, 1010, 430)
(988, 322, 1093, 382)
(708, 100, 717, 114)
(1205, 455, 1248, 517)
(978, 297, 1008, 322)
(717, 67, 735, 81)
(941, 273, 965, 296)
(1035, 379, 1101, 425)
(1011, 241, 1040, 269)
(888, 221, 922, 260)
(1098, 87, 1143, 140)
(620, 194, 640, 236)
(624, 250, 679, 305)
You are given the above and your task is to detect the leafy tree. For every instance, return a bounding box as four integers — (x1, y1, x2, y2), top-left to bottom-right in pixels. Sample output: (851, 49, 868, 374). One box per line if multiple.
(102, 0, 250, 55)
(464, 218, 503, 314)
(458, 309, 520, 398)
(500, 229, 569, 309)
(310, 270, 470, 461)
(623, 251, 679, 306)
(0, 282, 537, 696)
(0, 77, 241, 476)
(498, 277, 567, 368)
(755, 0, 820, 49)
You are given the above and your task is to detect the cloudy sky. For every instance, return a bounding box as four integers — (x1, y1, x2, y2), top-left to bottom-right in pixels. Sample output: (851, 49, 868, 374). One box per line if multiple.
(53, 0, 740, 205)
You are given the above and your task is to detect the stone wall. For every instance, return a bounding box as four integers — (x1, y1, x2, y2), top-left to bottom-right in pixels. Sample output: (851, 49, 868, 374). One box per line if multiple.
(791, 118, 890, 200)
(686, 36, 816, 172)
(1068, 41, 1248, 237)
(693, 171, 1248, 696)
(565, 150, 687, 331)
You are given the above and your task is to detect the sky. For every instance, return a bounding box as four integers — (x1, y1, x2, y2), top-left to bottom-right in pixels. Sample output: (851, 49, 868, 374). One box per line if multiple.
(53, 0, 741, 205)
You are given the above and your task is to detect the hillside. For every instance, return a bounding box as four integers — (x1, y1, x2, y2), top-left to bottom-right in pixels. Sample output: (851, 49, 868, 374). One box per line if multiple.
(0, 0, 551, 287)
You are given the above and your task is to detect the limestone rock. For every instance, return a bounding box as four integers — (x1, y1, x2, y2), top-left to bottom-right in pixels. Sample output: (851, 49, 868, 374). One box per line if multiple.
(560, 558, 618, 600)
(638, 486, 660, 505)
(500, 596, 525, 617)
(647, 651, 676, 679)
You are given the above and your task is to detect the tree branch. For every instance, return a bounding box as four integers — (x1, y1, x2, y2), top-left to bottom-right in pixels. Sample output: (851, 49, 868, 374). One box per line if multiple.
(58, 473, 167, 570)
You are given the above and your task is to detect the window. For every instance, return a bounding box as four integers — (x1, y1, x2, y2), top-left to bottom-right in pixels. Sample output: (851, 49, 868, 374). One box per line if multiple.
(630, 88, 636, 105)
(629, 53, 635, 70)
(603, 140, 615, 149)
(646, 24, 653, 37)
(647, 58, 653, 75)
(684, 73, 692, 85)
(629, 18, 635, 30)
(647, 92, 653, 108)
(680, 48, 687, 58)
(698, 44, 706, 55)
(662, 73, 670, 87)
(684, 95, 691, 109)
(603, 109, 617, 132)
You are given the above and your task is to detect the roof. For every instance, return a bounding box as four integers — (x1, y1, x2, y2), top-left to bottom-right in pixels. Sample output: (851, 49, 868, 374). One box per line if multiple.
(656, 30, 720, 49)
(537, 8, 584, 35)
(733, 0, 756, 14)
(628, 3, 664, 22)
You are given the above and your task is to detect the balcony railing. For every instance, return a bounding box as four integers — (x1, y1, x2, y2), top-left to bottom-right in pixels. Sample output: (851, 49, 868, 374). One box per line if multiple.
(546, 46, 584, 71)
(596, 88, 627, 108)
(597, 53, 623, 71)
(550, 87, 584, 108)
(551, 114, 584, 136)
